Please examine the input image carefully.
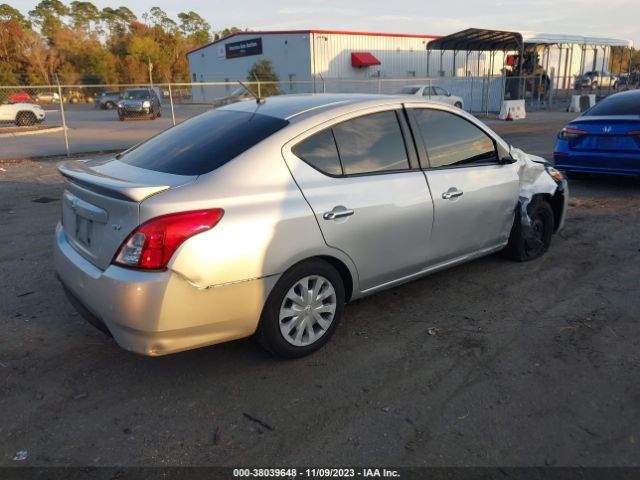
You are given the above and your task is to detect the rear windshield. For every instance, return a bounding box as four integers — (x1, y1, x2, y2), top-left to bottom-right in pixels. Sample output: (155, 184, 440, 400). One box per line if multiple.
(586, 94, 640, 116)
(117, 109, 289, 175)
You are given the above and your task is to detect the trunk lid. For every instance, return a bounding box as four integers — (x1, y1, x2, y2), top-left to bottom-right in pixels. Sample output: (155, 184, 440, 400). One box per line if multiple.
(568, 117, 640, 153)
(58, 158, 196, 270)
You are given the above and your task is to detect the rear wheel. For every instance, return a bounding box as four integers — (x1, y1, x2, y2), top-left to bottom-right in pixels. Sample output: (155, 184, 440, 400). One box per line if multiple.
(16, 111, 36, 126)
(257, 259, 345, 358)
(105, 101, 116, 110)
(503, 198, 554, 262)
(454, 101, 463, 108)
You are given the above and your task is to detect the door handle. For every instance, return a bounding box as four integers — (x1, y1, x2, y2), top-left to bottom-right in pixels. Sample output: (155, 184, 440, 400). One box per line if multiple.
(442, 188, 464, 200)
(323, 209, 354, 220)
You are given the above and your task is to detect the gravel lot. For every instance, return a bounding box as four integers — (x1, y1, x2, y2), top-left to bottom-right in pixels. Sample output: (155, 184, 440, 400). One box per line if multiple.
(1, 113, 639, 468)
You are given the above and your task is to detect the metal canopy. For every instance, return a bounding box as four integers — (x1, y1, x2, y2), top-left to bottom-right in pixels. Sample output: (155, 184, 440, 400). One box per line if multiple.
(426, 28, 524, 52)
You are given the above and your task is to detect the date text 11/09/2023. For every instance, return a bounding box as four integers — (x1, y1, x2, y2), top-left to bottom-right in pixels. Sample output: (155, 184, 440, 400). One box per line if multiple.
(232, 468, 401, 478)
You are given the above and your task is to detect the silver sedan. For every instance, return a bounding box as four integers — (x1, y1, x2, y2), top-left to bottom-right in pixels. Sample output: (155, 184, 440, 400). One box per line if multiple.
(54, 94, 568, 358)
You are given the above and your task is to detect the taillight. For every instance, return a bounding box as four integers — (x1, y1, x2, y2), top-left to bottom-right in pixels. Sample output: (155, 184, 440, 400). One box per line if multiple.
(627, 130, 640, 136)
(558, 127, 588, 140)
(113, 209, 224, 270)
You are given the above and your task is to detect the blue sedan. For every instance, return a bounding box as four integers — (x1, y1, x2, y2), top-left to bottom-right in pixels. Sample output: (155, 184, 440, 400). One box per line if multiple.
(554, 90, 640, 176)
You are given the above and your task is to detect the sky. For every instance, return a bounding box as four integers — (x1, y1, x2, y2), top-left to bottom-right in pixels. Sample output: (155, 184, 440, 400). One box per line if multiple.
(12, 0, 640, 46)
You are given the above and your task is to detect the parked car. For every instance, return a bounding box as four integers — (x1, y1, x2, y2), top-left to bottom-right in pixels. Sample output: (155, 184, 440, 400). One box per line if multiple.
(35, 92, 60, 104)
(398, 85, 464, 109)
(554, 90, 640, 176)
(0, 102, 46, 126)
(96, 91, 122, 109)
(117, 88, 162, 120)
(574, 70, 618, 90)
(9, 92, 33, 103)
(54, 94, 568, 358)
(618, 72, 640, 90)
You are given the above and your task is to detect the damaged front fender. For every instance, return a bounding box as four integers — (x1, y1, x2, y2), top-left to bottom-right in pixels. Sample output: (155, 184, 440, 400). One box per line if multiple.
(511, 146, 569, 237)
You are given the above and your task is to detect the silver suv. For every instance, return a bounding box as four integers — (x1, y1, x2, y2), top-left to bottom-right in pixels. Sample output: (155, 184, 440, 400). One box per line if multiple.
(54, 94, 568, 358)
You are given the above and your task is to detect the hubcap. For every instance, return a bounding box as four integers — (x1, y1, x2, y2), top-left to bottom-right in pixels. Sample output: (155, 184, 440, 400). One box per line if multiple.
(279, 275, 337, 347)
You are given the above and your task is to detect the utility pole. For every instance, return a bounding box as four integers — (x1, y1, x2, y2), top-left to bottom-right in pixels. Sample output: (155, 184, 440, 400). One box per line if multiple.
(148, 58, 153, 86)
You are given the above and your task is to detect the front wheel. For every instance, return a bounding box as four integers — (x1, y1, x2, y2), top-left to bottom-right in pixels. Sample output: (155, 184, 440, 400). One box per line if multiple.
(503, 198, 554, 262)
(454, 101, 463, 109)
(257, 259, 345, 358)
(16, 111, 36, 126)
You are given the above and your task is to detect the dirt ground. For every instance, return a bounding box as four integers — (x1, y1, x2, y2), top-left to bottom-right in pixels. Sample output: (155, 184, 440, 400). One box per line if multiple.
(1, 113, 639, 468)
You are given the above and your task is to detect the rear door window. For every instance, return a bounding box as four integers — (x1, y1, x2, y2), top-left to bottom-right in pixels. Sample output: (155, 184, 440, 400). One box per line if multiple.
(412, 108, 498, 168)
(117, 109, 288, 176)
(332, 111, 409, 175)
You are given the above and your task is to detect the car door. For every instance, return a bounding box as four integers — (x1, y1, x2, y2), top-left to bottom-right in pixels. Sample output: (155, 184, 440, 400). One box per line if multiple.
(407, 106, 520, 265)
(432, 86, 452, 105)
(282, 107, 434, 291)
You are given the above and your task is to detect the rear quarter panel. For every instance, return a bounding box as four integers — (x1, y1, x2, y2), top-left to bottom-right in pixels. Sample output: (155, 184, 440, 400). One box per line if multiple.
(139, 132, 359, 291)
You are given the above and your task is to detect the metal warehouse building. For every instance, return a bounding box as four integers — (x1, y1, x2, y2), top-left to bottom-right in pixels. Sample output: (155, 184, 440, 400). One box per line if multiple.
(187, 30, 439, 102)
(187, 28, 632, 109)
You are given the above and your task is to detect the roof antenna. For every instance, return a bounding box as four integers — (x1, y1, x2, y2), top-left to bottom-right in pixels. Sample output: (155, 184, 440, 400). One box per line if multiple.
(237, 80, 265, 104)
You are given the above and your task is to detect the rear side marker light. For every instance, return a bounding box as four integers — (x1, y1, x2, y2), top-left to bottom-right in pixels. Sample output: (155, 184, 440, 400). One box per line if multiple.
(113, 209, 224, 270)
(558, 127, 588, 140)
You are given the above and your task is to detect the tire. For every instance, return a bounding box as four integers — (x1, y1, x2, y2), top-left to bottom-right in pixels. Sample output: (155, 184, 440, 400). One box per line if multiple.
(256, 259, 345, 358)
(454, 102, 463, 109)
(105, 101, 115, 110)
(503, 198, 554, 262)
(16, 111, 36, 126)
(591, 82, 598, 90)
(156, 109, 162, 118)
(149, 109, 156, 120)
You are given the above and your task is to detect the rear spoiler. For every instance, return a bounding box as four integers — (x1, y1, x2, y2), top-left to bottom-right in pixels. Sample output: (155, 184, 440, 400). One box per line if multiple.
(58, 160, 170, 202)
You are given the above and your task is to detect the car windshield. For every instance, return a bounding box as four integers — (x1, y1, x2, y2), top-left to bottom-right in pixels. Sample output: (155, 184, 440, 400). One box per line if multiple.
(586, 93, 640, 116)
(124, 90, 150, 100)
(399, 87, 420, 94)
(116, 109, 289, 175)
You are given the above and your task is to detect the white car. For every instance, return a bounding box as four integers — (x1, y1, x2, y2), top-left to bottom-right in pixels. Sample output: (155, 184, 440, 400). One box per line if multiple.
(0, 102, 46, 126)
(398, 85, 464, 109)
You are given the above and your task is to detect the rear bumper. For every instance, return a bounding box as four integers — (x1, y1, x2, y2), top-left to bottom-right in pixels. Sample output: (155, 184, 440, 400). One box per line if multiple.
(54, 223, 275, 355)
(554, 151, 640, 176)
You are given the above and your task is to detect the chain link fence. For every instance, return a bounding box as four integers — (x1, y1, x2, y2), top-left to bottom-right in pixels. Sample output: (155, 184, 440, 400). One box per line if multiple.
(1, 77, 637, 160)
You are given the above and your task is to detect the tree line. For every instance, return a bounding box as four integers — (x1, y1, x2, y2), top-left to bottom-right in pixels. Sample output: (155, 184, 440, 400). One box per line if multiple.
(0, 1, 244, 85)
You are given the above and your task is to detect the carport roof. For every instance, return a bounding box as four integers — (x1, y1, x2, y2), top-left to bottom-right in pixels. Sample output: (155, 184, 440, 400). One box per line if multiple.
(426, 28, 524, 52)
(427, 28, 633, 51)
